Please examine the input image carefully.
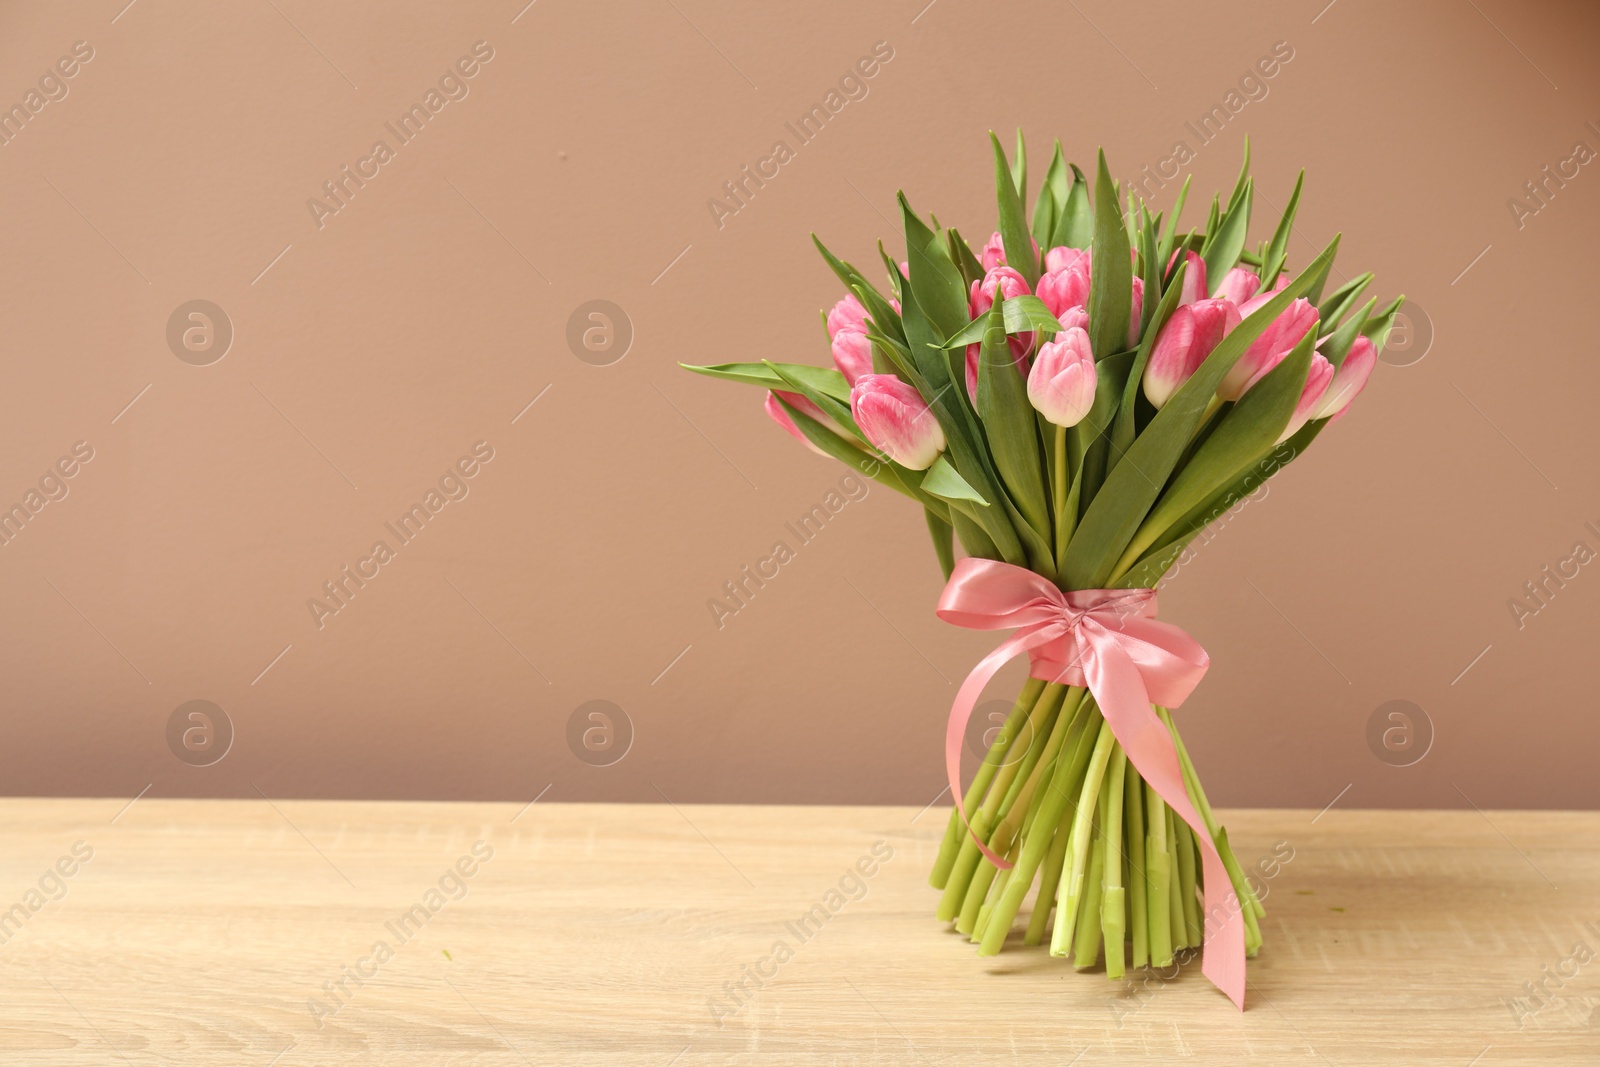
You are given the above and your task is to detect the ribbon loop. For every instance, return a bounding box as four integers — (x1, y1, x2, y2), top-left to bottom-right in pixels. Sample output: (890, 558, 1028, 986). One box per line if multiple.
(937, 557, 1247, 1008)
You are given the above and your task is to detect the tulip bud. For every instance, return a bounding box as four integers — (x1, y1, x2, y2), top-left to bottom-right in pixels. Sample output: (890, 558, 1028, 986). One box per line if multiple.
(1278, 354, 1335, 444)
(1027, 327, 1097, 428)
(1218, 298, 1319, 401)
(1169, 250, 1207, 305)
(970, 266, 1031, 316)
(1314, 335, 1377, 421)
(1142, 296, 1244, 409)
(972, 266, 1035, 362)
(1237, 276, 1291, 318)
(850, 374, 946, 470)
(1143, 307, 1195, 409)
(1056, 305, 1089, 333)
(1037, 260, 1091, 321)
(830, 327, 873, 385)
(1214, 267, 1263, 306)
(764, 391, 831, 457)
(980, 231, 1007, 272)
(826, 294, 869, 339)
(1127, 276, 1146, 349)
(1043, 245, 1089, 274)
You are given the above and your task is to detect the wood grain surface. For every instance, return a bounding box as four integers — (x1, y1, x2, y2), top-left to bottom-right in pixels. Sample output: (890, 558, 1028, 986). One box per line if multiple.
(0, 799, 1592, 1064)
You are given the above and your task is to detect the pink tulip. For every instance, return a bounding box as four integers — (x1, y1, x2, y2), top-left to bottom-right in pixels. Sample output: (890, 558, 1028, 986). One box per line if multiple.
(1127, 276, 1145, 349)
(1142, 297, 1242, 409)
(970, 266, 1031, 316)
(980, 231, 1007, 271)
(1057, 305, 1089, 333)
(1037, 260, 1091, 321)
(765, 391, 831, 457)
(831, 327, 873, 385)
(1043, 245, 1089, 274)
(1169, 250, 1207, 305)
(1314, 335, 1377, 421)
(1278, 354, 1335, 444)
(850, 374, 946, 470)
(1218, 297, 1319, 401)
(972, 266, 1035, 363)
(1215, 267, 1263, 306)
(1237, 276, 1291, 319)
(826, 294, 869, 339)
(1027, 327, 1098, 428)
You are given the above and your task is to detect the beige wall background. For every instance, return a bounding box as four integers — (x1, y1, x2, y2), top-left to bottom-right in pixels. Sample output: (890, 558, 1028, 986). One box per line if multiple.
(1, 0, 1596, 810)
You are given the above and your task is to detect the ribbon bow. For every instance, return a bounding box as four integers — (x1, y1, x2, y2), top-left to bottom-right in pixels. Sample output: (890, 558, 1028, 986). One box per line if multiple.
(937, 557, 1246, 1008)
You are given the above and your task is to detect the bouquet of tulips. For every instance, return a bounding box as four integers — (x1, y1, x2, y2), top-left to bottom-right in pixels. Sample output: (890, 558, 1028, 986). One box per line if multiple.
(684, 133, 1398, 1005)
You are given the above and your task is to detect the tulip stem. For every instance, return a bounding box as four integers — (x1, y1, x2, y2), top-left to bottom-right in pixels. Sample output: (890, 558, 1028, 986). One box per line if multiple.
(1052, 424, 1072, 572)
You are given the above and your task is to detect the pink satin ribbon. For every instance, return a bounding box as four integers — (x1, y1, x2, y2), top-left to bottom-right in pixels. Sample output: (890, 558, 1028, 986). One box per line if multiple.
(937, 557, 1246, 1008)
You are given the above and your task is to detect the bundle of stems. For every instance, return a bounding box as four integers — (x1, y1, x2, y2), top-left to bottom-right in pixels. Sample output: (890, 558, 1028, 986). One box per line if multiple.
(930, 678, 1264, 975)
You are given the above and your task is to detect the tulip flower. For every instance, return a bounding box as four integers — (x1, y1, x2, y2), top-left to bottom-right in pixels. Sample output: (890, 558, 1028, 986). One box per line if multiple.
(1037, 260, 1091, 321)
(1237, 276, 1290, 318)
(850, 374, 946, 470)
(1142, 297, 1242, 409)
(972, 266, 1035, 362)
(980, 231, 1007, 272)
(1127, 276, 1146, 349)
(1214, 266, 1263, 305)
(826, 294, 869, 339)
(1166, 249, 1207, 306)
(1043, 245, 1089, 274)
(1314, 335, 1377, 421)
(831, 327, 873, 385)
(1027, 327, 1098, 428)
(765, 391, 833, 457)
(1056, 305, 1089, 333)
(1277, 353, 1335, 444)
(971, 266, 1031, 316)
(1218, 297, 1319, 401)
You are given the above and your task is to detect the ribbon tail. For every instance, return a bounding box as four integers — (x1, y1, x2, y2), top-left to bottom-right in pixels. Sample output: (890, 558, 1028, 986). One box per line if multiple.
(944, 629, 1055, 872)
(1084, 637, 1248, 1010)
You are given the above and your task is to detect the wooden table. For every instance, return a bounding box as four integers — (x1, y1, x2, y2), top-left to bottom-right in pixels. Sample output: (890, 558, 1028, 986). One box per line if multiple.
(1, 799, 1593, 1064)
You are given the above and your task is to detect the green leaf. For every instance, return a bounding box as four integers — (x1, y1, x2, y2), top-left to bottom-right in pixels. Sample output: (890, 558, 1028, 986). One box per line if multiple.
(1157, 174, 1192, 267)
(1060, 236, 1340, 590)
(812, 234, 906, 345)
(899, 193, 971, 338)
(1137, 206, 1161, 337)
(975, 301, 1050, 540)
(1011, 128, 1028, 205)
(992, 132, 1040, 286)
(1066, 350, 1137, 524)
(1300, 239, 1341, 305)
(925, 507, 957, 580)
(1316, 271, 1373, 337)
(1202, 179, 1252, 294)
(922, 455, 990, 506)
(1361, 296, 1406, 352)
(1225, 137, 1252, 215)
(1088, 150, 1133, 359)
(1113, 426, 1317, 590)
(1033, 141, 1069, 247)
(941, 295, 1064, 349)
(1056, 163, 1092, 249)
(947, 229, 985, 289)
(1320, 296, 1376, 366)
(1118, 325, 1316, 570)
(1259, 170, 1304, 289)
(682, 361, 850, 401)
